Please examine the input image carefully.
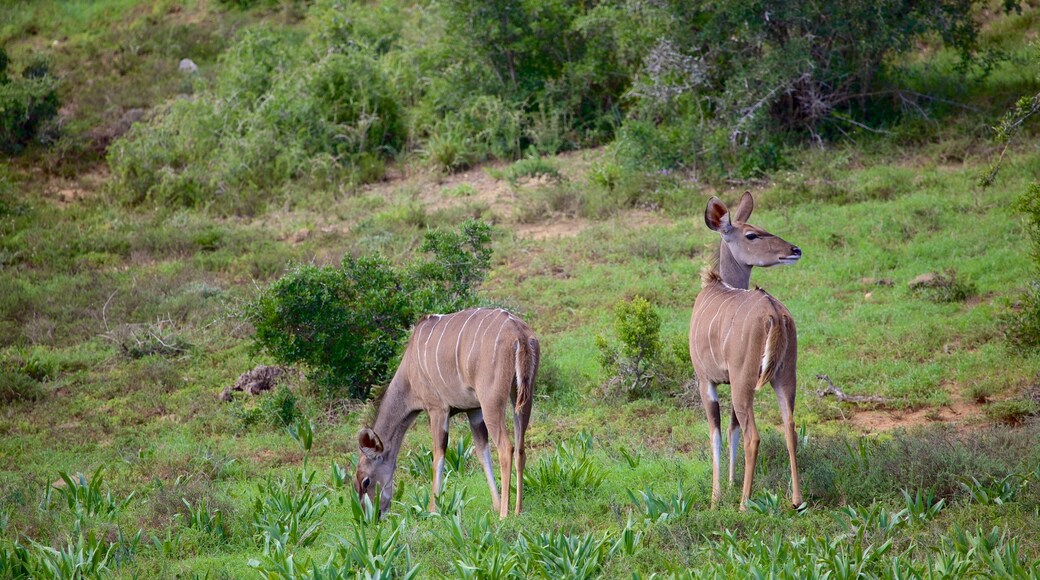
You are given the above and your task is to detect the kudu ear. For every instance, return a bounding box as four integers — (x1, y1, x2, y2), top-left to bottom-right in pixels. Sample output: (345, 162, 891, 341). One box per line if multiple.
(732, 191, 754, 224)
(357, 428, 384, 460)
(704, 196, 732, 233)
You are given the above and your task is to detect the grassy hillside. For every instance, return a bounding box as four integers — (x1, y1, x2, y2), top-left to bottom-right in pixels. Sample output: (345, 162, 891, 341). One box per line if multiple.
(2, 0, 1040, 577)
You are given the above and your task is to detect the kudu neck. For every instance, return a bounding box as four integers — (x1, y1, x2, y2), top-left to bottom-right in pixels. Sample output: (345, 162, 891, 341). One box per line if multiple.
(371, 377, 418, 462)
(719, 243, 753, 290)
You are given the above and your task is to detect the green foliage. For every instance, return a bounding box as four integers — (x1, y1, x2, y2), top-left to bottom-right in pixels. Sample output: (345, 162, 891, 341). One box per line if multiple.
(48, 467, 135, 519)
(234, 385, 302, 430)
(523, 435, 604, 494)
(252, 472, 330, 551)
(627, 482, 695, 523)
(900, 488, 945, 523)
(250, 521, 419, 579)
(596, 295, 667, 399)
(181, 498, 230, 542)
(0, 363, 45, 404)
(958, 472, 1026, 505)
(984, 399, 1040, 425)
(910, 269, 977, 303)
(28, 527, 114, 579)
(1007, 182, 1040, 351)
(520, 529, 613, 580)
(0, 48, 59, 154)
(248, 220, 492, 399)
(616, 0, 1011, 178)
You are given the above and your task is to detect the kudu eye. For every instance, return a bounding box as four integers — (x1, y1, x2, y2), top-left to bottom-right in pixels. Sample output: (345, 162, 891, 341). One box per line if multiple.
(361, 477, 370, 490)
(745, 232, 759, 240)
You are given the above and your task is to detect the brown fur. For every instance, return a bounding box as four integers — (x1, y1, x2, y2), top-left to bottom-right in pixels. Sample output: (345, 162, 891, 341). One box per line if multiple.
(355, 308, 539, 518)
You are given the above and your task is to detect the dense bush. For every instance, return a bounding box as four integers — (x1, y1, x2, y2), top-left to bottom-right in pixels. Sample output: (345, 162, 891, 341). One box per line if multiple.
(0, 48, 59, 154)
(614, 0, 1015, 177)
(247, 220, 491, 399)
(106, 0, 1016, 205)
(595, 295, 691, 399)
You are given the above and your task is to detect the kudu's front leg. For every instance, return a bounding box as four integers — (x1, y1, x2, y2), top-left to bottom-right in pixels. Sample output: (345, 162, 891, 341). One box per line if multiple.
(428, 410, 450, 513)
(700, 382, 723, 507)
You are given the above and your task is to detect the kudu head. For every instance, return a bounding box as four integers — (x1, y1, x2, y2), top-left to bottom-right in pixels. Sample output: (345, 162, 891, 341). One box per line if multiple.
(355, 428, 394, 515)
(704, 191, 801, 288)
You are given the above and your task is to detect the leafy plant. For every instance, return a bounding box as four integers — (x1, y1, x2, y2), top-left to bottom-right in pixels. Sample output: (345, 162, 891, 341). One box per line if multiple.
(984, 399, 1039, 425)
(444, 433, 474, 476)
(617, 446, 641, 469)
(0, 48, 59, 154)
(596, 295, 663, 399)
(29, 526, 114, 579)
(49, 467, 135, 518)
(182, 498, 229, 542)
(958, 473, 1024, 506)
(520, 529, 613, 580)
(835, 503, 907, 536)
(900, 489, 945, 523)
(523, 440, 605, 493)
(627, 482, 694, 523)
(252, 473, 330, 551)
(248, 220, 492, 399)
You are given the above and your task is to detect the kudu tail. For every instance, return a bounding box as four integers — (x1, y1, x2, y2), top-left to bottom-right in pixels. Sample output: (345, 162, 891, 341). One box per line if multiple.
(754, 315, 788, 391)
(514, 336, 539, 414)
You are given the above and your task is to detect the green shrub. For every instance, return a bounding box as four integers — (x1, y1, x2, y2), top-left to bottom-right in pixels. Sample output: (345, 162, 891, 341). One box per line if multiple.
(247, 220, 492, 399)
(595, 296, 660, 399)
(1007, 183, 1040, 351)
(910, 269, 977, 303)
(616, 0, 1010, 178)
(0, 48, 59, 154)
(0, 365, 44, 404)
(984, 400, 1039, 426)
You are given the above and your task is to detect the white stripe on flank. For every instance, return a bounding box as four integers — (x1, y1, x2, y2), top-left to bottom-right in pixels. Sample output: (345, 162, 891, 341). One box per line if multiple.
(468, 310, 494, 370)
(691, 289, 727, 363)
(722, 292, 754, 353)
(706, 292, 742, 368)
(421, 316, 442, 379)
(434, 315, 452, 386)
(454, 309, 481, 385)
(490, 313, 507, 368)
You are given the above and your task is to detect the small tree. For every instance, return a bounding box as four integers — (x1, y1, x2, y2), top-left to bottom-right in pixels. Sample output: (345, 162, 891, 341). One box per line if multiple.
(596, 296, 662, 399)
(247, 220, 493, 399)
(0, 48, 59, 154)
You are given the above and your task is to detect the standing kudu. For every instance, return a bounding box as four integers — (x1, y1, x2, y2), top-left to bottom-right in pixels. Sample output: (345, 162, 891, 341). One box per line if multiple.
(354, 308, 539, 518)
(689, 191, 804, 509)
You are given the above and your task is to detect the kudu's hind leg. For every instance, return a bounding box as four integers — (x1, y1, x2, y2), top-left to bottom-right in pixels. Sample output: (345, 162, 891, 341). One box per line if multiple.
(428, 409, 450, 513)
(731, 381, 761, 511)
(700, 381, 723, 507)
(773, 376, 803, 508)
(467, 409, 501, 512)
(512, 397, 532, 514)
(482, 403, 514, 519)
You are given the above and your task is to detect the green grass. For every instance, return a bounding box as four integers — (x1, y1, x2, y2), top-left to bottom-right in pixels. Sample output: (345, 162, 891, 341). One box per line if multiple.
(5, 141, 1040, 576)
(3, 0, 1040, 576)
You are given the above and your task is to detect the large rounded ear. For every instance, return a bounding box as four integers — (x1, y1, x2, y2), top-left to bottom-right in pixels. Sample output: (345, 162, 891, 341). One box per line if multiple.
(732, 191, 754, 224)
(704, 196, 731, 232)
(358, 428, 384, 460)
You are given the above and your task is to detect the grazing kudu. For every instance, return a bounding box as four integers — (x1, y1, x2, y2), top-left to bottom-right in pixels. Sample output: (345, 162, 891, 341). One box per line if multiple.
(689, 191, 804, 509)
(354, 308, 539, 518)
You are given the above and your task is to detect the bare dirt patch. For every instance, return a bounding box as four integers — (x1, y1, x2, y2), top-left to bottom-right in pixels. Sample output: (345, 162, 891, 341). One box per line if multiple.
(44, 167, 109, 204)
(845, 398, 984, 433)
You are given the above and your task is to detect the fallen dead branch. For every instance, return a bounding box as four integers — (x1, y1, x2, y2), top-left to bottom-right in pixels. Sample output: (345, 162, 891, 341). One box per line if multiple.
(815, 374, 893, 405)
